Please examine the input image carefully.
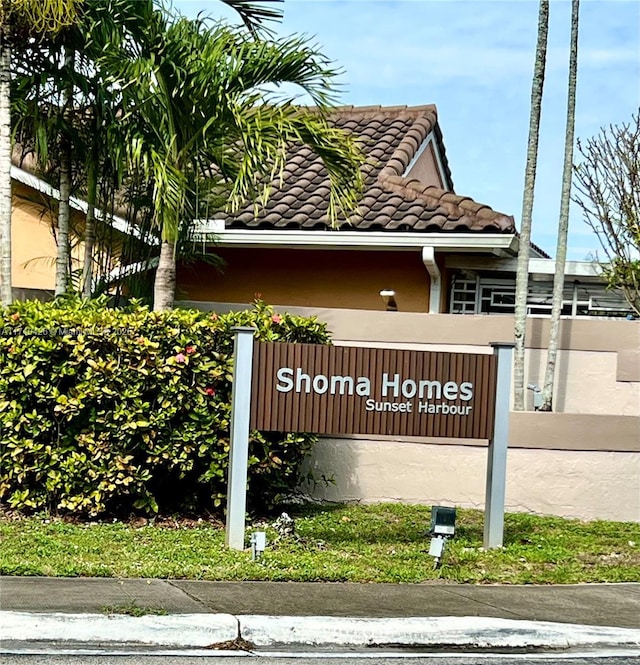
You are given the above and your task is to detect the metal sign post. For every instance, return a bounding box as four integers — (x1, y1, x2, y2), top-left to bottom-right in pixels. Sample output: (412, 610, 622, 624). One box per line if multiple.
(225, 335, 513, 552)
(484, 342, 514, 549)
(225, 327, 256, 550)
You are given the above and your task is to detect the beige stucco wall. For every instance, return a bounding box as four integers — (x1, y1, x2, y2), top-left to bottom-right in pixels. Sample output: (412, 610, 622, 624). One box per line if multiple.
(304, 438, 640, 522)
(11, 185, 58, 290)
(406, 141, 444, 188)
(177, 248, 431, 312)
(179, 304, 639, 418)
(174, 305, 639, 520)
(250, 306, 640, 414)
(11, 183, 131, 294)
(525, 349, 640, 415)
(11, 183, 88, 291)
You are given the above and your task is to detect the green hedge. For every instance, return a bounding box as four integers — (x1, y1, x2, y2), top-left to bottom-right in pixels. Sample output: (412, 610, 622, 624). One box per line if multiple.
(0, 297, 330, 517)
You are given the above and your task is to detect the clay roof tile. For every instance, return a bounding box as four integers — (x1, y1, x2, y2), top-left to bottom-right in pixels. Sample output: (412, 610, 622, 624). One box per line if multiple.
(223, 104, 515, 236)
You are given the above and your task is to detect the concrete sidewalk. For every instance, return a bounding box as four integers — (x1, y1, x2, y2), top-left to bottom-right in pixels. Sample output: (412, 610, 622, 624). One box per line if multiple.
(2, 577, 640, 628)
(2, 577, 640, 652)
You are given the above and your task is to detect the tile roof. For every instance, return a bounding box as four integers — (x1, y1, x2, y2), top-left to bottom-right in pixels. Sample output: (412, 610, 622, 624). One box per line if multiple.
(223, 104, 516, 235)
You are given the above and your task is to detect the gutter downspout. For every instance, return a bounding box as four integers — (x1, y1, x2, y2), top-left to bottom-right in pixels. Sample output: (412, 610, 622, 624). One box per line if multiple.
(422, 246, 441, 313)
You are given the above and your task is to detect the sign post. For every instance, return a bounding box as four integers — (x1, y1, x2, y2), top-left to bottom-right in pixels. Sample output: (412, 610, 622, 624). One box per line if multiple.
(225, 338, 513, 551)
(225, 327, 255, 550)
(484, 342, 514, 549)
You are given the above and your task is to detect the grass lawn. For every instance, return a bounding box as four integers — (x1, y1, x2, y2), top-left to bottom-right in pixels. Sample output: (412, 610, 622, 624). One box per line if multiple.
(1, 503, 639, 584)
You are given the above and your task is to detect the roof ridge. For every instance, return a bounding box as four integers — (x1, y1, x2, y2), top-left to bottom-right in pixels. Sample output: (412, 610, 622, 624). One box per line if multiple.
(329, 104, 438, 120)
(378, 173, 515, 231)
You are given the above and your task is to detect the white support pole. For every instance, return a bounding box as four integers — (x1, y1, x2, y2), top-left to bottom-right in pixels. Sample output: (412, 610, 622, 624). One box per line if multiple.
(225, 327, 256, 550)
(484, 342, 514, 549)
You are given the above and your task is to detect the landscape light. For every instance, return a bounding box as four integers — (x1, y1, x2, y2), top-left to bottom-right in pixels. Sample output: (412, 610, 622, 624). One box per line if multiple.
(428, 506, 456, 568)
(250, 531, 266, 560)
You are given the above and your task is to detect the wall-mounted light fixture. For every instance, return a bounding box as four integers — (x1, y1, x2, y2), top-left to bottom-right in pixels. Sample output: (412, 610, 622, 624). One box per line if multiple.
(379, 289, 398, 312)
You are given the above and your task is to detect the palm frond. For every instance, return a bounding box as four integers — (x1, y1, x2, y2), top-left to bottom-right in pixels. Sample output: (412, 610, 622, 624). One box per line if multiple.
(219, 0, 282, 35)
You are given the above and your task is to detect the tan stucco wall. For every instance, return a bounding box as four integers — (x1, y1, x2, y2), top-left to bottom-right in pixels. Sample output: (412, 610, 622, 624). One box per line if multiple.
(304, 438, 640, 522)
(183, 305, 637, 418)
(174, 304, 638, 520)
(11, 183, 89, 290)
(11, 183, 132, 293)
(406, 141, 444, 188)
(509, 412, 639, 451)
(525, 349, 640, 415)
(177, 248, 430, 312)
(11, 186, 58, 290)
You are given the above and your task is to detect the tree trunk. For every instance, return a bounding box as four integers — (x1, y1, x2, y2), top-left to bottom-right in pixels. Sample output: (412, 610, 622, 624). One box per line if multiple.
(81, 157, 97, 298)
(55, 47, 74, 297)
(513, 0, 549, 411)
(540, 0, 580, 411)
(153, 240, 176, 311)
(0, 35, 12, 306)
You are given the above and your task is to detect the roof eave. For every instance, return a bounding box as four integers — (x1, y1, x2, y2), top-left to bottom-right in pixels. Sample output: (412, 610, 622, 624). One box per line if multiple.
(199, 228, 518, 256)
(11, 165, 156, 245)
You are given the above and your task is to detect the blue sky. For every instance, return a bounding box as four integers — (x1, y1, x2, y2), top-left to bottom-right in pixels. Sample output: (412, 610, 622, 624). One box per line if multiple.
(175, 0, 639, 260)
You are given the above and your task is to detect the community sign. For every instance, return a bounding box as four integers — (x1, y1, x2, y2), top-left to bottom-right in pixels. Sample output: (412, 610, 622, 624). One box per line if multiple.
(250, 342, 497, 439)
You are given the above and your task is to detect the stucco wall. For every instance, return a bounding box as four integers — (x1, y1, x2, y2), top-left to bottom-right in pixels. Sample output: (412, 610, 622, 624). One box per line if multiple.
(11, 184, 87, 290)
(11, 185, 58, 290)
(406, 141, 444, 188)
(525, 349, 639, 416)
(174, 304, 639, 521)
(183, 304, 639, 418)
(177, 248, 431, 312)
(304, 438, 640, 522)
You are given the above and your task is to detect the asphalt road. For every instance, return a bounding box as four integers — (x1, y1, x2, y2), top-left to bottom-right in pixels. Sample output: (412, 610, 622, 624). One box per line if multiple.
(1, 653, 640, 665)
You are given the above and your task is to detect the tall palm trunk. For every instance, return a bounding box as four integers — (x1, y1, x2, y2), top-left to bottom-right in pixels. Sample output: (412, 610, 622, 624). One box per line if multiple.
(540, 0, 580, 411)
(0, 32, 12, 305)
(55, 47, 74, 297)
(81, 156, 97, 298)
(154, 239, 176, 311)
(513, 0, 550, 411)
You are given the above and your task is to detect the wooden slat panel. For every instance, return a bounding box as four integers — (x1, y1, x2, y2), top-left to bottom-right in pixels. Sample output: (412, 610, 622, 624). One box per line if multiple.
(252, 342, 497, 439)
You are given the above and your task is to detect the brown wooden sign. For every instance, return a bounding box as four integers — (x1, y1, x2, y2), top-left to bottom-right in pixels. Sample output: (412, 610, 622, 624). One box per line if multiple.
(251, 342, 497, 439)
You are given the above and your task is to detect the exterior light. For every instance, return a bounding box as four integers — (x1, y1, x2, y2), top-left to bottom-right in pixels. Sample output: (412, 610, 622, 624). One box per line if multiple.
(250, 531, 266, 560)
(379, 289, 398, 312)
(428, 505, 456, 568)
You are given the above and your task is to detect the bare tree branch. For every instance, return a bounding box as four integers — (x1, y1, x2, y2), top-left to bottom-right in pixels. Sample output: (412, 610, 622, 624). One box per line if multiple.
(573, 111, 640, 316)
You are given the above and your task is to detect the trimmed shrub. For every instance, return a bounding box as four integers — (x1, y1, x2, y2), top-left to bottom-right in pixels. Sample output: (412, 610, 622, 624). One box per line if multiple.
(0, 297, 330, 517)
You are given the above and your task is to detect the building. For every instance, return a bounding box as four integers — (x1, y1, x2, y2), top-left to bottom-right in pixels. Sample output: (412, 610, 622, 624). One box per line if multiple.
(176, 104, 632, 318)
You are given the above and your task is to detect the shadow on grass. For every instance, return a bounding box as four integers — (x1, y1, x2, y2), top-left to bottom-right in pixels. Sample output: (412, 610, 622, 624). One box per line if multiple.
(280, 504, 569, 550)
(276, 501, 347, 519)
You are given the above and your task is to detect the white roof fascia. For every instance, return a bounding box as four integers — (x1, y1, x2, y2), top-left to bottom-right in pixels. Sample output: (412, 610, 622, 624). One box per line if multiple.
(105, 257, 159, 283)
(11, 165, 155, 245)
(444, 254, 603, 279)
(211, 228, 518, 255)
(528, 257, 601, 277)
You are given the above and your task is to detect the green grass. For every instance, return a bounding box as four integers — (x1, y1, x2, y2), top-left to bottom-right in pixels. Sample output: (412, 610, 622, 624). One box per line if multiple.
(1, 503, 639, 584)
(101, 602, 168, 617)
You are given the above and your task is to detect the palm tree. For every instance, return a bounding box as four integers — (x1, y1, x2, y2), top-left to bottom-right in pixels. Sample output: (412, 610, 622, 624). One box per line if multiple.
(53, 45, 74, 296)
(540, 0, 580, 411)
(110, 14, 363, 310)
(513, 0, 550, 411)
(0, 0, 81, 305)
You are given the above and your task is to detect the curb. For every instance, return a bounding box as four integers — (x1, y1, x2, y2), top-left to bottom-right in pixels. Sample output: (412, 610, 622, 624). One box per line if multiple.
(2, 611, 640, 651)
(239, 615, 640, 649)
(0, 611, 237, 648)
